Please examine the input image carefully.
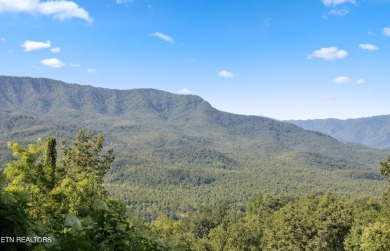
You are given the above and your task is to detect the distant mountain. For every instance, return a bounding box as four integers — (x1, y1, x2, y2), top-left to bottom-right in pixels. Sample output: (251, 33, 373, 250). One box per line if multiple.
(289, 115, 390, 149)
(0, 76, 388, 219)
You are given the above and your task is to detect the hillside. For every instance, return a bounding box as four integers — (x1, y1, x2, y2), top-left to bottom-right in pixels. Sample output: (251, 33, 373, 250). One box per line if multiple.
(0, 76, 388, 219)
(289, 115, 390, 149)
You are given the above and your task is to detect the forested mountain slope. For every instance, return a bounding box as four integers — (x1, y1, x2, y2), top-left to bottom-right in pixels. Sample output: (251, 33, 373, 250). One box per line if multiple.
(289, 115, 390, 149)
(0, 76, 388, 219)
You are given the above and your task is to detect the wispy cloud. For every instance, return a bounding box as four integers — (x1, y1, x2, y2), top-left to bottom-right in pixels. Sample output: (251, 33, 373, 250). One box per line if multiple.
(40, 58, 65, 68)
(322, 0, 356, 7)
(327, 6, 350, 16)
(69, 63, 80, 67)
(218, 70, 237, 79)
(50, 47, 61, 53)
(332, 76, 367, 85)
(0, 36, 5, 42)
(22, 40, 51, 52)
(151, 32, 174, 44)
(359, 43, 378, 51)
(116, 0, 132, 4)
(307, 47, 348, 60)
(0, 0, 92, 22)
(322, 0, 356, 17)
(333, 76, 351, 83)
(87, 68, 96, 74)
(383, 27, 390, 36)
(355, 78, 367, 85)
(179, 88, 192, 95)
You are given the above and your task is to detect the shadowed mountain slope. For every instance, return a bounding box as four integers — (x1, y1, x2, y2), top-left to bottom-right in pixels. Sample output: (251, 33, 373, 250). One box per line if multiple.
(289, 115, 390, 149)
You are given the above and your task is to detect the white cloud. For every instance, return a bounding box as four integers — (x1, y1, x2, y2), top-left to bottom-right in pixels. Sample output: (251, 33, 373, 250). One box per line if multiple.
(0, 0, 92, 22)
(359, 43, 378, 51)
(328, 6, 350, 16)
(151, 32, 174, 44)
(179, 88, 192, 95)
(307, 47, 348, 60)
(383, 27, 390, 36)
(322, 0, 356, 6)
(116, 0, 132, 4)
(87, 68, 96, 73)
(218, 70, 237, 79)
(333, 76, 351, 83)
(322, 0, 356, 17)
(355, 78, 366, 85)
(50, 47, 61, 53)
(0, 36, 5, 41)
(69, 63, 80, 67)
(40, 58, 65, 68)
(22, 40, 51, 51)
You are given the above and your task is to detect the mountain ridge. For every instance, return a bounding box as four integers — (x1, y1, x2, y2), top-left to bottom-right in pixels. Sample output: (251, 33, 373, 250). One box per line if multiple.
(289, 115, 390, 149)
(1, 75, 388, 218)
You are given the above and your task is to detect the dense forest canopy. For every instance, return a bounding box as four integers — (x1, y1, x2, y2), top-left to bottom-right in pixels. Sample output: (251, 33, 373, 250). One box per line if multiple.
(1, 76, 388, 221)
(1, 131, 390, 250)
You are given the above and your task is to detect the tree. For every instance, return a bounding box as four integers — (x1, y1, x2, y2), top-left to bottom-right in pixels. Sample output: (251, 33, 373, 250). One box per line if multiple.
(263, 194, 353, 251)
(52, 130, 115, 218)
(380, 155, 390, 220)
(360, 222, 390, 251)
(0, 172, 34, 251)
(3, 131, 115, 228)
(2, 130, 174, 250)
(151, 214, 196, 250)
(208, 214, 263, 251)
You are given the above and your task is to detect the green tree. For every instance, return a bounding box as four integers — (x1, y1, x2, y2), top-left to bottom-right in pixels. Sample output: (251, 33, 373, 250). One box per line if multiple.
(184, 201, 229, 240)
(379, 155, 390, 220)
(2, 131, 174, 250)
(263, 194, 353, 251)
(360, 222, 390, 251)
(42, 137, 57, 190)
(0, 172, 33, 251)
(208, 214, 263, 251)
(151, 214, 196, 250)
(344, 198, 382, 251)
(346, 154, 390, 251)
(49, 130, 114, 219)
(4, 138, 53, 224)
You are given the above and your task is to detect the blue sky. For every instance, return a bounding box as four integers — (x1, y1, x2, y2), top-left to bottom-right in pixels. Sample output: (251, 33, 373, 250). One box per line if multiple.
(0, 0, 389, 120)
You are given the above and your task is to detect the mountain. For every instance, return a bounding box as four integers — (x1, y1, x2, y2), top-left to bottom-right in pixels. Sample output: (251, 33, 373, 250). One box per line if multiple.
(0, 76, 388, 219)
(289, 115, 390, 149)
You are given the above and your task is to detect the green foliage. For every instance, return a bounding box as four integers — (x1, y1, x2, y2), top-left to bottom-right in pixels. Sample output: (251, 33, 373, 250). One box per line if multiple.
(0, 172, 30, 251)
(1, 131, 174, 250)
(379, 155, 390, 182)
(184, 201, 229, 239)
(360, 222, 390, 251)
(344, 154, 390, 251)
(208, 214, 263, 251)
(2, 129, 390, 250)
(151, 214, 196, 250)
(2, 76, 390, 250)
(53, 199, 172, 251)
(56, 130, 115, 217)
(0, 76, 388, 221)
(263, 194, 354, 250)
(379, 156, 390, 220)
(151, 193, 371, 251)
